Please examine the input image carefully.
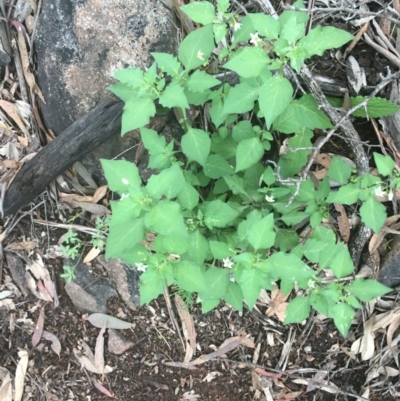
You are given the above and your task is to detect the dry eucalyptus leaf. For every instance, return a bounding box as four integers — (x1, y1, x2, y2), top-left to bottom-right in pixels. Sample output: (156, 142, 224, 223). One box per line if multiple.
(14, 350, 28, 401)
(42, 330, 61, 358)
(0, 371, 12, 401)
(32, 307, 45, 348)
(94, 325, 106, 374)
(86, 313, 132, 329)
(346, 55, 365, 94)
(83, 247, 101, 264)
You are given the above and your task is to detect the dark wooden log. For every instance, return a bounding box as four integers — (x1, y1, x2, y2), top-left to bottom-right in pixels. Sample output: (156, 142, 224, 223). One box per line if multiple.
(3, 100, 123, 217)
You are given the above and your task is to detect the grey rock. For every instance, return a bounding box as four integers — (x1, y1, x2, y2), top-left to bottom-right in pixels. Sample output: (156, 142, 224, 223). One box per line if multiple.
(379, 236, 400, 288)
(108, 329, 134, 355)
(64, 261, 116, 313)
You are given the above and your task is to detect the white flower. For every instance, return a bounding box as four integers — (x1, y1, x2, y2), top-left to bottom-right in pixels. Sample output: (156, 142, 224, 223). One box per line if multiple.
(135, 262, 148, 272)
(265, 194, 275, 203)
(196, 50, 204, 60)
(388, 190, 394, 201)
(120, 193, 129, 200)
(223, 257, 234, 269)
(122, 178, 129, 185)
(250, 32, 262, 46)
(233, 21, 242, 31)
(374, 186, 387, 198)
(308, 279, 316, 289)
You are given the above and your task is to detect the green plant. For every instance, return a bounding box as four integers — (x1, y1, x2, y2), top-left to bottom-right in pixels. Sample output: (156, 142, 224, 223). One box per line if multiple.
(60, 265, 77, 283)
(101, 0, 393, 337)
(90, 217, 108, 251)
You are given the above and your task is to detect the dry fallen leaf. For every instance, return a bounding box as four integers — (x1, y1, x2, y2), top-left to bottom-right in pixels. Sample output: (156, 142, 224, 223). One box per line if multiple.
(32, 306, 45, 348)
(92, 378, 115, 398)
(14, 349, 28, 401)
(85, 313, 132, 330)
(94, 324, 107, 374)
(175, 294, 197, 356)
(42, 331, 61, 358)
(0, 370, 12, 401)
(266, 285, 290, 322)
(83, 247, 101, 264)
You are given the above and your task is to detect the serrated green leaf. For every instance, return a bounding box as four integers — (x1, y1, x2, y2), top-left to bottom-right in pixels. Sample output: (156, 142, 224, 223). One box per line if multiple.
(264, 252, 314, 281)
(209, 241, 231, 259)
(310, 291, 330, 317)
(140, 128, 166, 155)
(181, 128, 211, 166)
(222, 83, 259, 114)
(280, 211, 310, 226)
(328, 156, 352, 185)
(118, 244, 150, 266)
(279, 0, 309, 29)
(187, 230, 209, 264)
(185, 89, 211, 106)
(151, 52, 181, 76)
(223, 175, 247, 196)
(174, 260, 207, 292)
(101, 159, 142, 195)
(178, 25, 215, 71)
(326, 182, 360, 205)
(331, 302, 355, 337)
(330, 244, 354, 278)
(217, 0, 230, 12)
(211, 132, 237, 159)
(159, 81, 189, 109)
(187, 69, 221, 93)
(180, 1, 215, 25)
(232, 121, 255, 142)
(156, 234, 189, 255)
(351, 96, 399, 118)
(259, 76, 293, 129)
(274, 228, 299, 252)
(223, 47, 270, 78)
(213, 22, 228, 43)
(349, 278, 391, 301)
(232, 15, 254, 44)
(359, 197, 387, 233)
(204, 154, 234, 179)
(249, 13, 280, 40)
(299, 26, 353, 58)
(108, 82, 139, 102)
(224, 282, 243, 312)
(144, 200, 187, 236)
(110, 198, 141, 223)
(122, 96, 156, 134)
(280, 16, 306, 43)
(284, 296, 311, 324)
(248, 214, 276, 250)
(204, 199, 239, 229)
(178, 182, 199, 210)
(106, 217, 144, 258)
(201, 268, 230, 299)
(146, 163, 185, 199)
(235, 137, 264, 172)
(237, 268, 264, 310)
(113, 67, 144, 88)
(373, 152, 395, 176)
(201, 298, 220, 313)
(140, 268, 165, 305)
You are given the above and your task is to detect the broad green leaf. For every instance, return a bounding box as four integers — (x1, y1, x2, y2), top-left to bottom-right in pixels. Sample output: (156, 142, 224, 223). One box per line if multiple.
(144, 200, 187, 236)
(146, 163, 185, 199)
(280, 16, 306, 43)
(232, 121, 255, 142)
(178, 25, 215, 71)
(280, 211, 310, 226)
(373, 152, 395, 177)
(349, 279, 391, 302)
(331, 302, 355, 337)
(118, 244, 150, 266)
(315, 177, 331, 202)
(140, 128, 166, 155)
(326, 183, 360, 205)
(110, 198, 141, 223)
(223, 175, 247, 196)
(237, 268, 264, 310)
(274, 228, 299, 252)
(113, 67, 144, 88)
(286, 46, 306, 73)
(248, 214, 276, 250)
(259, 76, 293, 129)
(279, 0, 309, 31)
(263, 252, 314, 281)
(223, 47, 270, 78)
(209, 241, 231, 259)
(303, 238, 330, 264)
(204, 154, 234, 179)
(151, 52, 181, 76)
(106, 217, 144, 258)
(222, 83, 259, 114)
(217, 0, 230, 13)
(311, 226, 336, 244)
(187, 69, 221, 93)
(284, 296, 311, 324)
(235, 137, 264, 172)
(350, 96, 399, 118)
(201, 268, 230, 299)
(174, 261, 207, 292)
(310, 291, 330, 317)
(178, 182, 199, 210)
(108, 82, 138, 102)
(122, 96, 156, 134)
(101, 159, 142, 195)
(359, 197, 387, 233)
(157, 234, 189, 255)
(204, 199, 239, 229)
(185, 89, 210, 106)
(299, 26, 353, 58)
(213, 22, 228, 43)
(328, 156, 352, 185)
(249, 13, 280, 40)
(330, 245, 354, 278)
(209, 91, 229, 128)
(140, 268, 165, 305)
(180, 1, 215, 25)
(224, 282, 243, 312)
(181, 128, 211, 166)
(159, 81, 189, 109)
(232, 15, 254, 44)
(211, 132, 237, 159)
(201, 298, 220, 313)
(187, 230, 209, 264)
(278, 128, 313, 177)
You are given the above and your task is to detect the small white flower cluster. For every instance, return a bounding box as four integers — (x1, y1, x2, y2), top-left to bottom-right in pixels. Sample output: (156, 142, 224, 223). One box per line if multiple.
(250, 32, 263, 47)
(374, 185, 393, 201)
(265, 194, 275, 203)
(135, 262, 148, 273)
(196, 50, 204, 61)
